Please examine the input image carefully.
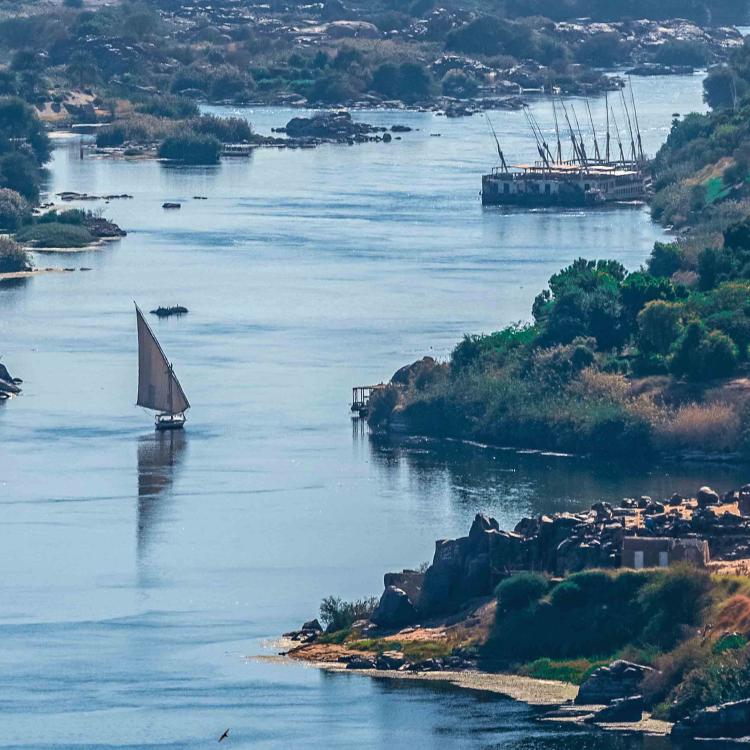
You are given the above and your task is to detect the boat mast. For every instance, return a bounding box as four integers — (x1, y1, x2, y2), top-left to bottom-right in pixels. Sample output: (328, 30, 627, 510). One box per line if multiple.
(620, 88, 637, 163)
(628, 78, 645, 162)
(570, 105, 589, 166)
(168, 362, 173, 416)
(585, 99, 601, 162)
(559, 98, 584, 165)
(486, 114, 508, 172)
(610, 106, 626, 164)
(523, 107, 550, 169)
(605, 91, 611, 163)
(552, 99, 563, 164)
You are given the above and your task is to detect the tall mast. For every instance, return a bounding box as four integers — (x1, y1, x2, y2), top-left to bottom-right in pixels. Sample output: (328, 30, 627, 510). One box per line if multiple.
(620, 88, 637, 163)
(486, 115, 508, 172)
(560, 98, 583, 165)
(605, 91, 611, 163)
(168, 363, 173, 415)
(552, 99, 562, 164)
(628, 78, 644, 162)
(570, 104, 589, 166)
(585, 99, 601, 162)
(611, 106, 626, 164)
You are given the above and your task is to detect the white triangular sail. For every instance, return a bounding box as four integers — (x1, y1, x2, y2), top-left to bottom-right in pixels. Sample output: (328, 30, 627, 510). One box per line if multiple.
(136, 305, 190, 414)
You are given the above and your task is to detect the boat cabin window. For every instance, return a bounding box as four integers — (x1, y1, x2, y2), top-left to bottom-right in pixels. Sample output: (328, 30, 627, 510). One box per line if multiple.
(503, 183, 510, 194)
(584, 183, 590, 191)
(544, 183, 550, 194)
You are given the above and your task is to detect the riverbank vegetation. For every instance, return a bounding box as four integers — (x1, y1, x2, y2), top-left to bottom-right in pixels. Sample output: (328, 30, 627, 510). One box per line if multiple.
(308, 565, 750, 723)
(0, 0, 743, 126)
(0, 236, 31, 273)
(369, 236, 750, 458)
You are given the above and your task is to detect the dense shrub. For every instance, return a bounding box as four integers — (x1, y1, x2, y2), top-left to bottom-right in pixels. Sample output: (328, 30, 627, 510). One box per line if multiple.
(496, 573, 548, 612)
(485, 567, 712, 666)
(0, 188, 30, 230)
(158, 133, 221, 164)
(319, 595, 378, 633)
(16, 222, 93, 247)
(669, 320, 738, 380)
(637, 300, 683, 355)
(0, 236, 30, 272)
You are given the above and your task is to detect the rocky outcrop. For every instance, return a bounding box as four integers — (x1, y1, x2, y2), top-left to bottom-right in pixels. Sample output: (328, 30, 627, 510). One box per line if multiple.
(671, 698, 750, 739)
(576, 661, 653, 705)
(279, 111, 387, 144)
(284, 618, 323, 643)
(371, 586, 418, 628)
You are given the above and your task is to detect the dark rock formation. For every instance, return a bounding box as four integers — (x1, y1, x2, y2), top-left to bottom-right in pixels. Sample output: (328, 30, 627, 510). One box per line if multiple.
(346, 656, 376, 670)
(284, 618, 323, 643)
(672, 697, 750, 739)
(586, 695, 644, 723)
(375, 651, 407, 670)
(576, 661, 653, 705)
(697, 486, 720, 507)
(280, 111, 386, 144)
(371, 586, 418, 628)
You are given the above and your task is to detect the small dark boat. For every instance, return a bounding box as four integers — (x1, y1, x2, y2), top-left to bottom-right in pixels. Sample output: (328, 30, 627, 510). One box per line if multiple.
(162, 202, 181, 209)
(150, 306, 188, 318)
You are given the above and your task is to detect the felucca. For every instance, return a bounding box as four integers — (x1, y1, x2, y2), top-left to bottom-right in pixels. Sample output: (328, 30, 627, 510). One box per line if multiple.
(135, 303, 190, 430)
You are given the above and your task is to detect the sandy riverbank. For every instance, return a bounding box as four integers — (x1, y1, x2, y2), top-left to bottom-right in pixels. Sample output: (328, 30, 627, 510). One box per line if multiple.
(263, 647, 671, 736)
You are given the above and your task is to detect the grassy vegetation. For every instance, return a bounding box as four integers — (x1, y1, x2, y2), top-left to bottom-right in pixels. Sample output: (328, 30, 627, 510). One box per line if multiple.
(16, 222, 93, 248)
(518, 657, 607, 684)
(486, 568, 750, 721)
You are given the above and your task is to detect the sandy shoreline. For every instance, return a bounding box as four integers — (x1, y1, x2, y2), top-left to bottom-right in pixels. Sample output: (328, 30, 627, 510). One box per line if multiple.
(260, 651, 671, 736)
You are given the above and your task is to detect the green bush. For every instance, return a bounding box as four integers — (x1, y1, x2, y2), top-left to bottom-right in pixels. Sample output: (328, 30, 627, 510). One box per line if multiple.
(319, 595, 378, 633)
(495, 573, 548, 612)
(669, 320, 738, 381)
(158, 132, 221, 164)
(16, 222, 93, 248)
(0, 187, 30, 230)
(647, 242, 684, 278)
(0, 236, 30, 272)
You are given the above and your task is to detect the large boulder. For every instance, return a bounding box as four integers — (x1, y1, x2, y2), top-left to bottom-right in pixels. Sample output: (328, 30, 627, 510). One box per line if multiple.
(376, 651, 407, 670)
(697, 486, 720, 508)
(587, 695, 644, 723)
(575, 661, 653, 705)
(371, 586, 417, 628)
(390, 356, 439, 390)
(672, 698, 750, 739)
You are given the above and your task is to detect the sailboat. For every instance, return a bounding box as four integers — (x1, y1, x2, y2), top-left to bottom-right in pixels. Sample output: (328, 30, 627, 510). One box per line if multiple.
(135, 303, 190, 430)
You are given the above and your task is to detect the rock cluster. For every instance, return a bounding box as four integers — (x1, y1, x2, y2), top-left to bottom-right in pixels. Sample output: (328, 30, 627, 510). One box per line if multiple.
(283, 619, 323, 644)
(338, 650, 475, 673)
(368, 487, 750, 628)
(0, 363, 22, 398)
(575, 661, 653, 705)
(276, 111, 392, 145)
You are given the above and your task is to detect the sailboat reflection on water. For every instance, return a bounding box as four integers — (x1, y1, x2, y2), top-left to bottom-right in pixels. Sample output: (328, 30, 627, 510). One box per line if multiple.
(135, 303, 190, 430)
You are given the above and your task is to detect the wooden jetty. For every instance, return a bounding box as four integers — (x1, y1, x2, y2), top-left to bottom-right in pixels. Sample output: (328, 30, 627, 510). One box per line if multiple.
(351, 384, 384, 418)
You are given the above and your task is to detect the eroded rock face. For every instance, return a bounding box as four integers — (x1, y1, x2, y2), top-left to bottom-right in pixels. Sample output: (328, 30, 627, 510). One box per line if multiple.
(672, 697, 750, 739)
(575, 661, 653, 706)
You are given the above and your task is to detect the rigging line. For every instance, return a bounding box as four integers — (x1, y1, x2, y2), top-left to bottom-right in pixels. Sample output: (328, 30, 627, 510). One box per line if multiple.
(605, 90, 611, 163)
(552, 99, 563, 164)
(559, 97, 583, 165)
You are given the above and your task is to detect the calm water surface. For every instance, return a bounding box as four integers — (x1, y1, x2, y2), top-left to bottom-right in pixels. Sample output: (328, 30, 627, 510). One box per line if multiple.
(0, 74, 743, 748)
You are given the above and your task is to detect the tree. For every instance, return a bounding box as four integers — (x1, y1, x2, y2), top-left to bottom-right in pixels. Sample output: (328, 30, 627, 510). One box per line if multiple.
(0, 188, 30, 230)
(0, 236, 30, 273)
(647, 242, 683, 278)
(532, 259, 629, 350)
(158, 133, 221, 164)
(0, 152, 42, 201)
(703, 65, 744, 110)
(637, 300, 683, 355)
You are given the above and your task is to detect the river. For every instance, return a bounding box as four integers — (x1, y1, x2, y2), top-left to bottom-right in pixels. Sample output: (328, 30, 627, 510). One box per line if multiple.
(0, 73, 744, 748)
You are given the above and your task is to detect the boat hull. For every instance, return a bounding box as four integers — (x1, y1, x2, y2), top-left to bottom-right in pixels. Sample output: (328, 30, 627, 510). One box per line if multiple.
(155, 412, 186, 431)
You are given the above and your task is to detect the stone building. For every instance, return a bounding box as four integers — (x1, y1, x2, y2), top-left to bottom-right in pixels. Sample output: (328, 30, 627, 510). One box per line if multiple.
(621, 536, 709, 569)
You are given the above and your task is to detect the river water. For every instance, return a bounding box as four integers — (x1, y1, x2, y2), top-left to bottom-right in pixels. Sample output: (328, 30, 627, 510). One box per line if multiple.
(0, 74, 744, 748)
